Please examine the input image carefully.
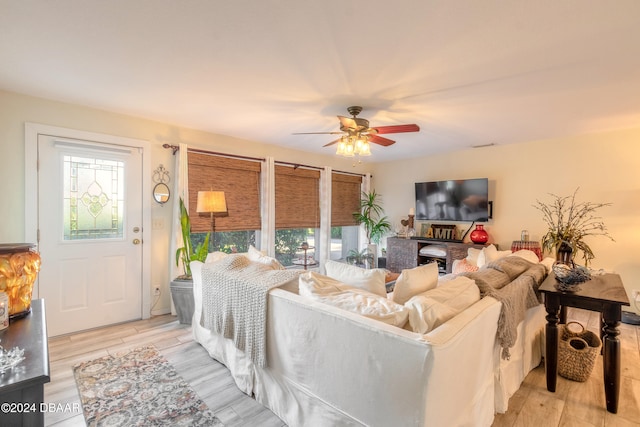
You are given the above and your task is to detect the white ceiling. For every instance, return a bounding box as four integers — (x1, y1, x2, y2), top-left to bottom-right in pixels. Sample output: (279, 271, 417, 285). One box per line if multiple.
(2, 1, 640, 162)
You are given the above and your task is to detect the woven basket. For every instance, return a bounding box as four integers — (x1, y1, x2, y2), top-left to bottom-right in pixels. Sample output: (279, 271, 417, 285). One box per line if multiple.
(557, 321, 601, 382)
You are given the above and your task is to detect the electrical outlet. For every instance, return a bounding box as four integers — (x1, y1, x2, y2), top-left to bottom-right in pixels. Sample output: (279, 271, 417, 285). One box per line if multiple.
(633, 289, 640, 301)
(154, 286, 161, 296)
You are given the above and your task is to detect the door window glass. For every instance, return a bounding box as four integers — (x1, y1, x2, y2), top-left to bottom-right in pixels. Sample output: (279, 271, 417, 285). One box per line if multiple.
(63, 155, 124, 240)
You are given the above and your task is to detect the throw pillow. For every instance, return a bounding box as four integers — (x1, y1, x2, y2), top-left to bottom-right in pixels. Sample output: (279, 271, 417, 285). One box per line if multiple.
(391, 262, 439, 305)
(486, 255, 532, 280)
(324, 260, 387, 297)
(404, 276, 481, 334)
(299, 272, 409, 327)
(205, 251, 228, 263)
(466, 247, 482, 267)
(477, 244, 511, 268)
(247, 245, 267, 260)
(247, 245, 285, 270)
(508, 249, 540, 265)
(452, 258, 479, 274)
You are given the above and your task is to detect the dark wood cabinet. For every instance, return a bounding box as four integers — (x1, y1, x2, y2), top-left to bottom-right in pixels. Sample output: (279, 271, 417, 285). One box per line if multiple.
(0, 299, 50, 427)
(386, 237, 492, 274)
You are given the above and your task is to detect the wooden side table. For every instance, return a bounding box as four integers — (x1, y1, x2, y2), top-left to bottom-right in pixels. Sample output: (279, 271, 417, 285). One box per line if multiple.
(293, 245, 316, 270)
(0, 299, 50, 426)
(539, 273, 630, 413)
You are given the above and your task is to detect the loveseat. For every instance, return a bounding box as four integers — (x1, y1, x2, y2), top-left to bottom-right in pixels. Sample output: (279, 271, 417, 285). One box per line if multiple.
(191, 248, 550, 427)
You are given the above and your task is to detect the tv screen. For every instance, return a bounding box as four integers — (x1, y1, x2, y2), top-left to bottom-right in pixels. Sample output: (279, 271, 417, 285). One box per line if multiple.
(415, 178, 489, 222)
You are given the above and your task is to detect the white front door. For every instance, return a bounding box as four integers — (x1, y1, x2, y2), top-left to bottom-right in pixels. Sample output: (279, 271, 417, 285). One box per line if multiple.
(37, 134, 144, 336)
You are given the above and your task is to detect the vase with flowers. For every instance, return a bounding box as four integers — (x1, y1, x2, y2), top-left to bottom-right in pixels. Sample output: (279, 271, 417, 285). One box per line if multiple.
(534, 188, 614, 266)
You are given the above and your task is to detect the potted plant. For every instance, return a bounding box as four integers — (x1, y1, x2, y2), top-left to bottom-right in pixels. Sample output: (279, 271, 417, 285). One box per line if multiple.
(175, 197, 210, 279)
(353, 190, 391, 267)
(534, 188, 613, 266)
(171, 198, 210, 325)
(346, 248, 374, 268)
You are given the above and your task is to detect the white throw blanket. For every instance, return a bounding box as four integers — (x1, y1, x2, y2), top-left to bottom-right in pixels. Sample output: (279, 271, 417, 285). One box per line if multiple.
(200, 254, 301, 367)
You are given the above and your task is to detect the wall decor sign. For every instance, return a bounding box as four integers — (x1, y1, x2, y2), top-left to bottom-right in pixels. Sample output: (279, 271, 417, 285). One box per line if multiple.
(421, 224, 459, 241)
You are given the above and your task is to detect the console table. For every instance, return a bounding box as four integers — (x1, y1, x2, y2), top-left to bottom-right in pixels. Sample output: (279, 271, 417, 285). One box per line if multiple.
(539, 273, 630, 413)
(0, 299, 50, 426)
(386, 237, 490, 274)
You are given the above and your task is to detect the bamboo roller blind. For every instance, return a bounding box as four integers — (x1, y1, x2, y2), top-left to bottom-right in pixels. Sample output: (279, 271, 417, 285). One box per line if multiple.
(332, 172, 363, 226)
(187, 152, 261, 232)
(275, 165, 320, 229)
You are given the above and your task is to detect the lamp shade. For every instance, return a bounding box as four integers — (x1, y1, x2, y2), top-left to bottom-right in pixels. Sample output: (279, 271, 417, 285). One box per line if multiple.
(196, 191, 227, 214)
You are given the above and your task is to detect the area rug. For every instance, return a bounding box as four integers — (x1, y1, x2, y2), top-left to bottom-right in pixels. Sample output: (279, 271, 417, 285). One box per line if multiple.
(73, 345, 224, 426)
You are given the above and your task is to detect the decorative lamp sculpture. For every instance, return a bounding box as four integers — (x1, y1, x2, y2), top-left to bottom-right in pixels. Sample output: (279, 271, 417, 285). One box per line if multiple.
(0, 244, 41, 319)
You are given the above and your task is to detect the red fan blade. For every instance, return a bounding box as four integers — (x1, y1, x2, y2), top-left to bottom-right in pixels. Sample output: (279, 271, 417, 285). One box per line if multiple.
(338, 115, 357, 130)
(323, 138, 342, 147)
(368, 134, 396, 146)
(371, 124, 420, 134)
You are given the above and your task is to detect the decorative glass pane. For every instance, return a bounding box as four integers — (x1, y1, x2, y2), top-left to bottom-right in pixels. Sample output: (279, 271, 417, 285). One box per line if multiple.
(63, 155, 124, 240)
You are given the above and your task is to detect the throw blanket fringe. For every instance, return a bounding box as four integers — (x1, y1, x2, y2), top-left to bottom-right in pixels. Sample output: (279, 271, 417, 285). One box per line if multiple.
(200, 254, 301, 367)
(463, 257, 547, 359)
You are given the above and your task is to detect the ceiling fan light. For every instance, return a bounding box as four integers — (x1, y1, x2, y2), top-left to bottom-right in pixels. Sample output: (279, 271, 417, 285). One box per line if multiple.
(359, 141, 371, 156)
(344, 142, 355, 157)
(336, 140, 346, 155)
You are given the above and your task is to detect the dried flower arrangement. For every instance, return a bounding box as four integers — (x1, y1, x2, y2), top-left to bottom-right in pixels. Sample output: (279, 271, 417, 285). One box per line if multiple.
(534, 188, 614, 266)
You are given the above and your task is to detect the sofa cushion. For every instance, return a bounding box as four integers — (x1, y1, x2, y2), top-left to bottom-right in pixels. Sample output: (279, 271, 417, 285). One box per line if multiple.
(299, 272, 409, 327)
(324, 260, 386, 297)
(405, 276, 481, 334)
(391, 262, 439, 305)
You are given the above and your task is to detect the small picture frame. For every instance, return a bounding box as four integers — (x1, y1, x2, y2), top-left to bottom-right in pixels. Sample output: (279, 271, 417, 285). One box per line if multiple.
(421, 223, 430, 238)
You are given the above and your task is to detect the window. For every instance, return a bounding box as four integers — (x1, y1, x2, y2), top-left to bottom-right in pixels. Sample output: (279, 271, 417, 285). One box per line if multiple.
(330, 172, 362, 260)
(187, 152, 261, 252)
(275, 165, 320, 267)
(63, 155, 124, 240)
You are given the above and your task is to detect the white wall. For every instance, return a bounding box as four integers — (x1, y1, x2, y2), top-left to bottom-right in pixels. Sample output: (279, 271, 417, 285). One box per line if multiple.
(0, 90, 369, 314)
(3, 89, 638, 315)
(370, 129, 640, 313)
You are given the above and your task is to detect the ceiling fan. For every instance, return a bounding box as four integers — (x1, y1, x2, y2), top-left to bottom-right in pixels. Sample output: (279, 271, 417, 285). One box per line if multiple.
(293, 106, 420, 156)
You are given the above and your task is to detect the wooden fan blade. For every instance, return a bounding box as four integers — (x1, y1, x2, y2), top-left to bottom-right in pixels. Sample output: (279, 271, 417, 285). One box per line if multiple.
(371, 124, 420, 134)
(338, 115, 357, 130)
(368, 134, 396, 146)
(292, 131, 344, 135)
(323, 138, 342, 147)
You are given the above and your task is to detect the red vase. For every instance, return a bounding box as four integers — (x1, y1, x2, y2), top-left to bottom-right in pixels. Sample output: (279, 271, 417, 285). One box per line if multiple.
(470, 224, 489, 244)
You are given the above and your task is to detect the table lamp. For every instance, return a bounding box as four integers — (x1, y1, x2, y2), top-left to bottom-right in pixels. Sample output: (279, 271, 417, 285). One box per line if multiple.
(196, 191, 228, 251)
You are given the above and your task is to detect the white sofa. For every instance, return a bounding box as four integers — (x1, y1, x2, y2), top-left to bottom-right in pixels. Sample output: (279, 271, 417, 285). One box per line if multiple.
(191, 255, 546, 427)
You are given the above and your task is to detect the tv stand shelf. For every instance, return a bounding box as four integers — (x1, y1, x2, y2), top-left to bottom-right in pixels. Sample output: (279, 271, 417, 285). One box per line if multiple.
(386, 237, 493, 274)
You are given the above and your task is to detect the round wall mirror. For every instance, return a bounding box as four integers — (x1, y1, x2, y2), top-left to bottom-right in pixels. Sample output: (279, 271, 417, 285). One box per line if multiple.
(153, 183, 171, 205)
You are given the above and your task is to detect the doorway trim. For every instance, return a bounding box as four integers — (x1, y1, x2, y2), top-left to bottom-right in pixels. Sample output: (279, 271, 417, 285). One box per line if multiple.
(25, 122, 152, 320)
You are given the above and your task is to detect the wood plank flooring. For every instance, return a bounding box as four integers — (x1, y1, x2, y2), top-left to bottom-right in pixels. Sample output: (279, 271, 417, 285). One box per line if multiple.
(44, 308, 640, 426)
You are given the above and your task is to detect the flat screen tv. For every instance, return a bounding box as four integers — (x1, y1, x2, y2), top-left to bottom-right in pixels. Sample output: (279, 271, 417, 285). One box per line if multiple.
(415, 178, 489, 222)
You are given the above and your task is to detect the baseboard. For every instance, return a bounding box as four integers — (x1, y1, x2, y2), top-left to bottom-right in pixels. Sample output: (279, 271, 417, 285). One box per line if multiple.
(151, 307, 171, 316)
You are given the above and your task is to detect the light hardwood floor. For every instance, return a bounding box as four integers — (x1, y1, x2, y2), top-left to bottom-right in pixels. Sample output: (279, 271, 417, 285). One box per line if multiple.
(44, 308, 640, 427)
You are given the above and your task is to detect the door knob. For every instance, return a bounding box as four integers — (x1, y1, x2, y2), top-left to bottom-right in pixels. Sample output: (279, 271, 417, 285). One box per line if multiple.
(133, 239, 141, 245)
